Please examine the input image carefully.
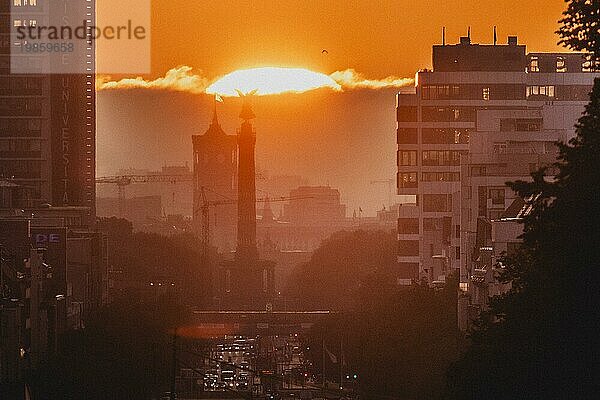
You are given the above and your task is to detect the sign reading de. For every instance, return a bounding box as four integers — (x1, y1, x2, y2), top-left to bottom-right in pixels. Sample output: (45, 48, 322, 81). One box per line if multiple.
(34, 233, 62, 246)
(31, 227, 68, 294)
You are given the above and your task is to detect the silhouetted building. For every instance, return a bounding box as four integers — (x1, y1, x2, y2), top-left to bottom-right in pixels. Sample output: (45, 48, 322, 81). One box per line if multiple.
(282, 186, 346, 226)
(97, 195, 162, 225)
(0, 1, 96, 227)
(257, 186, 350, 253)
(0, 214, 108, 387)
(192, 107, 238, 252)
(456, 104, 583, 330)
(396, 35, 600, 287)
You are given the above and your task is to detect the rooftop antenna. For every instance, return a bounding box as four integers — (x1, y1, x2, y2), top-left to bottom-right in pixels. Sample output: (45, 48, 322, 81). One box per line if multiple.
(493, 26, 497, 45)
(442, 26, 446, 46)
(467, 26, 471, 40)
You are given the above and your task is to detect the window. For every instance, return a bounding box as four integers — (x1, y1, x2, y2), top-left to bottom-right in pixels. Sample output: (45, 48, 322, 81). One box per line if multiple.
(582, 59, 600, 72)
(490, 188, 505, 205)
(422, 107, 475, 122)
(422, 150, 462, 166)
(398, 218, 419, 234)
(556, 56, 567, 72)
(397, 128, 417, 144)
(555, 85, 592, 100)
(397, 106, 417, 122)
(398, 240, 420, 257)
(482, 87, 490, 101)
(423, 194, 451, 212)
(423, 218, 442, 231)
(471, 165, 486, 176)
(422, 128, 470, 144)
(398, 150, 417, 166)
(398, 172, 417, 188)
(421, 85, 460, 100)
(500, 118, 542, 132)
(422, 172, 460, 182)
(529, 56, 539, 72)
(526, 85, 555, 99)
(455, 246, 461, 260)
(493, 143, 507, 154)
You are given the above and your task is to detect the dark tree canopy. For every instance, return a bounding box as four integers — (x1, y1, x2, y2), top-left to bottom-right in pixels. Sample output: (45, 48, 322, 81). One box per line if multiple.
(447, 79, 600, 400)
(287, 229, 397, 310)
(557, 0, 600, 61)
(448, 5, 600, 397)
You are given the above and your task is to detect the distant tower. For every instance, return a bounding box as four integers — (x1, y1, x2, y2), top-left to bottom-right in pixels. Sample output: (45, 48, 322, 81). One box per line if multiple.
(236, 98, 259, 261)
(219, 95, 275, 309)
(192, 101, 238, 252)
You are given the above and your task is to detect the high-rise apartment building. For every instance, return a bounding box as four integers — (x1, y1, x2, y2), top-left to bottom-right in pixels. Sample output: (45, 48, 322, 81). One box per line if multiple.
(396, 35, 599, 286)
(0, 0, 96, 225)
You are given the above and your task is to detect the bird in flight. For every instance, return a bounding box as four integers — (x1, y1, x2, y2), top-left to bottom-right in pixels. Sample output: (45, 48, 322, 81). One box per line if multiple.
(322, 49, 328, 55)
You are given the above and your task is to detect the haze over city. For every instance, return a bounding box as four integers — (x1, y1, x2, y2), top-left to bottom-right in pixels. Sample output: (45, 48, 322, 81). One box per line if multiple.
(95, 0, 568, 215)
(1, 0, 599, 399)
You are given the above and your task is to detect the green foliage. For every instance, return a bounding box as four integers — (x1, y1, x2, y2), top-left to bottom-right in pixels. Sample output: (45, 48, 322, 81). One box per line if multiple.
(557, 0, 600, 61)
(447, 79, 600, 399)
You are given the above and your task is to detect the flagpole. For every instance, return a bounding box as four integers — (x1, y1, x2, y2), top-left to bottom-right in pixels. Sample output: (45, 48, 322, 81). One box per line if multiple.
(339, 336, 343, 390)
(322, 337, 326, 399)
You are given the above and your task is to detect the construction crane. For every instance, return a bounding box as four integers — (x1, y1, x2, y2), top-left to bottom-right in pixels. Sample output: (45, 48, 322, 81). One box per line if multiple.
(95, 174, 193, 214)
(194, 186, 312, 265)
(96, 173, 268, 215)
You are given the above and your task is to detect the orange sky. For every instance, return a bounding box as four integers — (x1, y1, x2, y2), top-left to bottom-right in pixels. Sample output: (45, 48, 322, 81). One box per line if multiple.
(150, 0, 567, 80)
(98, 0, 573, 215)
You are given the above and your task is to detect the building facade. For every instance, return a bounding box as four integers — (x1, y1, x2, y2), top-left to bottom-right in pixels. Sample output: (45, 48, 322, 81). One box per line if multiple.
(396, 36, 599, 289)
(0, 0, 96, 226)
(192, 110, 238, 252)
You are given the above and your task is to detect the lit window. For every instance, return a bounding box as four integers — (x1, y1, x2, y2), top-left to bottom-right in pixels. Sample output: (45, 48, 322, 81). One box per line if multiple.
(526, 85, 555, 98)
(398, 172, 417, 188)
(482, 87, 490, 101)
(556, 56, 567, 72)
(529, 56, 539, 72)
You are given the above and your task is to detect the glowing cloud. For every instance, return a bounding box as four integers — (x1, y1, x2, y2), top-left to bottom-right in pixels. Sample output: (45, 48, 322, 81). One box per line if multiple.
(96, 66, 413, 95)
(206, 67, 341, 96)
(330, 69, 414, 89)
(96, 66, 209, 94)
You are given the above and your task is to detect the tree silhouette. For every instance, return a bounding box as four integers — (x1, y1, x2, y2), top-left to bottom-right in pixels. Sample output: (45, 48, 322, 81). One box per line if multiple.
(558, 0, 600, 62)
(448, 19, 600, 398)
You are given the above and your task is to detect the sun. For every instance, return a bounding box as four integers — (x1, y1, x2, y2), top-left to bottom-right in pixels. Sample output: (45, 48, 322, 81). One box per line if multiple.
(206, 67, 341, 96)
